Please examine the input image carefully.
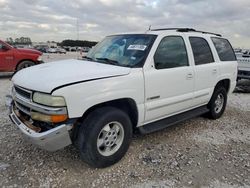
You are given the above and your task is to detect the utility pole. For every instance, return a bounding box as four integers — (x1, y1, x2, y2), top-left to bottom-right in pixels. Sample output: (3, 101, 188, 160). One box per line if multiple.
(76, 18, 79, 41)
(76, 18, 80, 59)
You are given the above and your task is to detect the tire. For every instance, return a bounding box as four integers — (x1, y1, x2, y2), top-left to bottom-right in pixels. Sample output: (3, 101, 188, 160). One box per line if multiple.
(77, 107, 132, 168)
(17, 61, 35, 71)
(206, 87, 227, 119)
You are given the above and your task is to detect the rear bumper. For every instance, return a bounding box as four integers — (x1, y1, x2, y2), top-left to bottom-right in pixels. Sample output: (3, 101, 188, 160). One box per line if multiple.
(238, 70, 250, 79)
(9, 105, 72, 151)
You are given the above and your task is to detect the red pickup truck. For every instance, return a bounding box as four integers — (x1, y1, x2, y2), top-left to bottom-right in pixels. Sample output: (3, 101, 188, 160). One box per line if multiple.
(0, 40, 43, 72)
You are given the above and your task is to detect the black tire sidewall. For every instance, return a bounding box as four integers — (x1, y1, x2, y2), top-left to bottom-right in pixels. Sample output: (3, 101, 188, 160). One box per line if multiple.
(17, 61, 35, 71)
(78, 107, 132, 168)
(208, 87, 227, 119)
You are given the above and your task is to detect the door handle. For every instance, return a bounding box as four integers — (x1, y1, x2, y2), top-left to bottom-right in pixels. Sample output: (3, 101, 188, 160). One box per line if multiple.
(212, 69, 217, 74)
(186, 73, 193, 79)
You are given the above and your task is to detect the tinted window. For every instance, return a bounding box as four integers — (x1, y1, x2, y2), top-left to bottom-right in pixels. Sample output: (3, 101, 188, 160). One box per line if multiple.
(211, 37, 236, 61)
(154, 36, 188, 69)
(189, 37, 214, 65)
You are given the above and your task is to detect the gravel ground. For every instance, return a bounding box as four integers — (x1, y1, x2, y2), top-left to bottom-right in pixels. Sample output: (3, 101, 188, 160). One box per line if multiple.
(0, 73, 249, 187)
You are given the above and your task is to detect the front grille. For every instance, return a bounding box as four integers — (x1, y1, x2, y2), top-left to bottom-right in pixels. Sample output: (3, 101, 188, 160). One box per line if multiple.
(15, 101, 31, 115)
(238, 70, 250, 76)
(14, 86, 31, 99)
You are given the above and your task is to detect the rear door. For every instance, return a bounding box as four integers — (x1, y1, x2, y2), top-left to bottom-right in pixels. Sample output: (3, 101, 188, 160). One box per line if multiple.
(211, 37, 238, 85)
(187, 36, 219, 107)
(144, 35, 195, 123)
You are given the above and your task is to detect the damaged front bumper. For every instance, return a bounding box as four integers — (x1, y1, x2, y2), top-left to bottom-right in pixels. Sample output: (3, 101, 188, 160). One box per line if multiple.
(9, 104, 73, 151)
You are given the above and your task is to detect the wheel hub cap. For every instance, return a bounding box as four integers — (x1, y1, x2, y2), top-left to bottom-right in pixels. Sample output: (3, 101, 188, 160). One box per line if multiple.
(214, 93, 224, 113)
(97, 121, 124, 156)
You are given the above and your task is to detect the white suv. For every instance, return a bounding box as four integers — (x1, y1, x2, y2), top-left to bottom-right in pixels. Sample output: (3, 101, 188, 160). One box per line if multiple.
(8, 28, 237, 168)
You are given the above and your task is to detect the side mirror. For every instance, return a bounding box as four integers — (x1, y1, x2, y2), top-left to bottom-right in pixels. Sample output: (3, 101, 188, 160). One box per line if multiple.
(2, 45, 9, 51)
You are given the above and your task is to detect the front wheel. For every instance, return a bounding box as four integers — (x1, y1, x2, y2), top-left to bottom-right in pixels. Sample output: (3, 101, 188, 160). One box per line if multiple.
(16, 61, 35, 71)
(207, 87, 227, 119)
(77, 107, 132, 168)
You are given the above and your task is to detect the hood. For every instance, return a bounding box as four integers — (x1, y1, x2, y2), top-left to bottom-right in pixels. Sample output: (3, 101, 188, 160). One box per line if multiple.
(12, 59, 131, 93)
(17, 48, 42, 55)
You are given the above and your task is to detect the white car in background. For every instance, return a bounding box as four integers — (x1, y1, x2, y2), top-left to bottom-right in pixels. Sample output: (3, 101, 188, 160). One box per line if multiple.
(47, 48, 57, 53)
(237, 51, 250, 80)
(56, 48, 67, 54)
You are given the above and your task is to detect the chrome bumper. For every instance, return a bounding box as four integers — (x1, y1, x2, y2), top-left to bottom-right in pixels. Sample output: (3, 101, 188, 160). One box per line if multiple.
(9, 105, 72, 151)
(237, 71, 250, 79)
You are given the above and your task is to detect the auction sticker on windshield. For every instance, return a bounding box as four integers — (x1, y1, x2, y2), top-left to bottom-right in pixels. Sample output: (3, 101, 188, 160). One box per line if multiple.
(127, 45, 147, 51)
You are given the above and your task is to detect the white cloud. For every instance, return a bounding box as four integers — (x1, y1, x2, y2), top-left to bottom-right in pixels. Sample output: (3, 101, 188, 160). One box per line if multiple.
(0, 0, 7, 4)
(38, 24, 50, 30)
(86, 23, 98, 29)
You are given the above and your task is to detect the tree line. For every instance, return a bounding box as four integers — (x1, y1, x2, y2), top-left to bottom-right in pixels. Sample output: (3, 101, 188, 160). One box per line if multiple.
(59, 40, 98, 47)
(5, 37, 98, 47)
(6, 37, 32, 45)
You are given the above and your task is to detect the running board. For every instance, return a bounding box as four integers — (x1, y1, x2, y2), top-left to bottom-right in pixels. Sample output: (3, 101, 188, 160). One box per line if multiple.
(139, 106, 209, 134)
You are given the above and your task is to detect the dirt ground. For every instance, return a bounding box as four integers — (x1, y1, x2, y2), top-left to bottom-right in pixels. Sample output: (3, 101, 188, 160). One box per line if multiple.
(0, 60, 249, 187)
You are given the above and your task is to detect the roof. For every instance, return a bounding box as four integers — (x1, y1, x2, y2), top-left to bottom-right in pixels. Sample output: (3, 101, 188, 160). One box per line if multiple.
(147, 28, 222, 37)
(111, 28, 222, 37)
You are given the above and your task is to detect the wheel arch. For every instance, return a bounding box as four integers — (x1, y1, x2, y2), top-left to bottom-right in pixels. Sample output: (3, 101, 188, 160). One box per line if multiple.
(208, 79, 230, 106)
(77, 98, 139, 130)
(72, 98, 139, 144)
(15, 59, 36, 71)
(215, 79, 230, 93)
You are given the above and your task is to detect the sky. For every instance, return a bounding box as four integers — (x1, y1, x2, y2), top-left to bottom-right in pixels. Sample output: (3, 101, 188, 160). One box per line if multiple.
(1, 0, 250, 48)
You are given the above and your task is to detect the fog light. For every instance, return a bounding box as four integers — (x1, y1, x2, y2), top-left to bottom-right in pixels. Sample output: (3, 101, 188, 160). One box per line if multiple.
(31, 112, 68, 123)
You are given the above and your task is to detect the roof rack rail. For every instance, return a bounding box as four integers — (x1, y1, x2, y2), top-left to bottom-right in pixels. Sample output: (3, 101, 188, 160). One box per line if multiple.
(150, 28, 222, 37)
(151, 28, 194, 31)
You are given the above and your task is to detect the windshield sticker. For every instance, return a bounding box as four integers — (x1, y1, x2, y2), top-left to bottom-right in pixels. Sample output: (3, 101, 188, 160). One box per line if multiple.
(127, 45, 147, 51)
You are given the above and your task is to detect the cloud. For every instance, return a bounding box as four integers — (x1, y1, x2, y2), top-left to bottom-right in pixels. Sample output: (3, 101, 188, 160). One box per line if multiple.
(0, 0, 250, 48)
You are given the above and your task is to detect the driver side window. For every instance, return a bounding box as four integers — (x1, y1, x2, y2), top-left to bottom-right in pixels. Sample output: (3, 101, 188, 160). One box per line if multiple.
(154, 36, 189, 69)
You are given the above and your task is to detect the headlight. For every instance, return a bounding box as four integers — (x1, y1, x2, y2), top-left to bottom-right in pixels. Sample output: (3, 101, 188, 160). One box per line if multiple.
(33, 92, 66, 107)
(37, 55, 43, 61)
(31, 112, 68, 123)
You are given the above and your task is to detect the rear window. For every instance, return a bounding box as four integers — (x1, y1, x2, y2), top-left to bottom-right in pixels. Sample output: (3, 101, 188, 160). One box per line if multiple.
(211, 37, 236, 61)
(189, 37, 214, 65)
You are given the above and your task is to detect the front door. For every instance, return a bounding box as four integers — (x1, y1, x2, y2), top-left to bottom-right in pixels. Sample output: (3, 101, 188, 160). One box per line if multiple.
(144, 35, 195, 123)
(0, 42, 14, 71)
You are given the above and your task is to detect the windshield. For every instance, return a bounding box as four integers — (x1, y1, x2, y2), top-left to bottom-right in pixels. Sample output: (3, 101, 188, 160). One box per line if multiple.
(0, 41, 13, 49)
(86, 34, 157, 68)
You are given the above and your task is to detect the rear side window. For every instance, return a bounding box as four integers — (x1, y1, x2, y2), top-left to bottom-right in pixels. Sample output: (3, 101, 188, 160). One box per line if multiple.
(211, 37, 236, 61)
(154, 36, 189, 69)
(189, 37, 214, 65)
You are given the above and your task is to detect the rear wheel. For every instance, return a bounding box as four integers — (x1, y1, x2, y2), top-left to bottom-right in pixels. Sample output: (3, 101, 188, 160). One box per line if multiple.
(77, 107, 132, 168)
(206, 87, 227, 119)
(17, 61, 35, 71)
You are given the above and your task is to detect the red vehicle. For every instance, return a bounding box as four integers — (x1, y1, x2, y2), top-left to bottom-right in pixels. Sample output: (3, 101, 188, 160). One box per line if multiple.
(0, 40, 43, 72)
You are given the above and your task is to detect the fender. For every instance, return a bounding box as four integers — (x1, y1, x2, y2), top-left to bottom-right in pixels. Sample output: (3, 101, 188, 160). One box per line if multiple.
(52, 69, 145, 125)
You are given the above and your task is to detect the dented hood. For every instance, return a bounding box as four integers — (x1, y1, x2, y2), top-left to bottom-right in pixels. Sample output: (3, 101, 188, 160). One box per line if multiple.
(12, 59, 131, 93)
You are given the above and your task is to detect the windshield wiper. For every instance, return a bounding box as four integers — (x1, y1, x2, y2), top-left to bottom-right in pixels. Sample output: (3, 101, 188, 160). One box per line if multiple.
(96, 58, 119, 65)
(82, 56, 94, 61)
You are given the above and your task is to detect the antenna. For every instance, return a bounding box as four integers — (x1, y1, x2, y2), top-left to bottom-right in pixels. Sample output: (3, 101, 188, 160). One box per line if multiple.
(148, 25, 151, 31)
